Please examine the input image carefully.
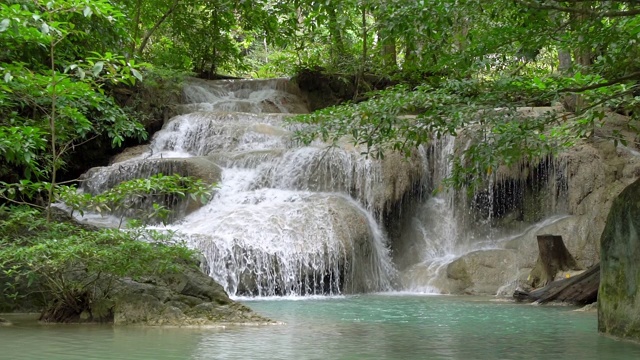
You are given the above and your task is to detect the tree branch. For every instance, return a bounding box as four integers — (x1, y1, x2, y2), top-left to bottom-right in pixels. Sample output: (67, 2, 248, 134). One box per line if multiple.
(516, 0, 640, 17)
(559, 72, 640, 93)
(137, 0, 180, 55)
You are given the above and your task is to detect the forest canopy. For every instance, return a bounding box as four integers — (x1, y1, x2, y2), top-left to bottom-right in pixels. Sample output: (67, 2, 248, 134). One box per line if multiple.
(1, 0, 639, 195)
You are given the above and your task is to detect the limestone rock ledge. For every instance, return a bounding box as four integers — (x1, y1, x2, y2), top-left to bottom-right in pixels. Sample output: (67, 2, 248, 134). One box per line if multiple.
(108, 266, 272, 326)
(598, 177, 640, 341)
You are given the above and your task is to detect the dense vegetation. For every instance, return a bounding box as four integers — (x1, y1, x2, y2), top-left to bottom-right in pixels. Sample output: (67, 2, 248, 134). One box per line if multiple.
(288, 0, 640, 188)
(1, 0, 639, 318)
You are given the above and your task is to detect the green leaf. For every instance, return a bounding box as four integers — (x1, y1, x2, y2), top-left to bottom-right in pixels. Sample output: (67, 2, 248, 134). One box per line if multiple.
(40, 22, 50, 35)
(83, 7, 93, 18)
(92, 62, 104, 76)
(130, 68, 143, 82)
(3, 72, 12, 83)
(0, 19, 9, 32)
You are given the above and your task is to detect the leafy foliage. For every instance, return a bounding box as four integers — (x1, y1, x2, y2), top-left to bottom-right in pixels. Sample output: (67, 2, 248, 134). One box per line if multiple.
(59, 173, 214, 227)
(290, 0, 640, 189)
(0, 205, 196, 321)
(0, 0, 148, 191)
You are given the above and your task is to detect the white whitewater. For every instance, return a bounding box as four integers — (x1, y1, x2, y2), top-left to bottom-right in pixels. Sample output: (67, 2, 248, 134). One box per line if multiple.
(82, 78, 396, 297)
(400, 135, 569, 294)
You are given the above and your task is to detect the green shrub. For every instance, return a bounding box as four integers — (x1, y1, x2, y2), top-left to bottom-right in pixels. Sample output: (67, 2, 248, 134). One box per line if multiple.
(0, 205, 197, 322)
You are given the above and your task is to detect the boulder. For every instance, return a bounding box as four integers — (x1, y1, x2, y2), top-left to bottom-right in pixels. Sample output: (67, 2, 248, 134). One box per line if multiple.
(111, 266, 271, 326)
(401, 249, 519, 295)
(444, 249, 518, 295)
(79, 157, 222, 223)
(82, 157, 222, 194)
(598, 177, 640, 341)
(186, 192, 394, 296)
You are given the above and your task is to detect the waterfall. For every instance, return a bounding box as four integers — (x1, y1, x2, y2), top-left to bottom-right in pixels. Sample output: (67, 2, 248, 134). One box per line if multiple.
(399, 132, 571, 294)
(76, 77, 587, 298)
(79, 78, 397, 297)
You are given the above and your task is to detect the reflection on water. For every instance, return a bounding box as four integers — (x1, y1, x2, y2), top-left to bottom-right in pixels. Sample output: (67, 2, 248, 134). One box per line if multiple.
(2, 295, 640, 360)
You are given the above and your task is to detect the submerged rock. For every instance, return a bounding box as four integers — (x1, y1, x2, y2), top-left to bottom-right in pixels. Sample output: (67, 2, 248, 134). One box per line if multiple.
(599, 177, 640, 341)
(0, 317, 11, 326)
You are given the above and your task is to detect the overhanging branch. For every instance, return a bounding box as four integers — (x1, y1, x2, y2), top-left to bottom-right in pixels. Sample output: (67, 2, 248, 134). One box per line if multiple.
(515, 0, 640, 17)
(559, 72, 640, 93)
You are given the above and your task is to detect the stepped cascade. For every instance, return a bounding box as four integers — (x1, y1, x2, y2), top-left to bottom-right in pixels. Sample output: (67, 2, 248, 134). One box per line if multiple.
(77, 79, 640, 298)
(80, 78, 399, 297)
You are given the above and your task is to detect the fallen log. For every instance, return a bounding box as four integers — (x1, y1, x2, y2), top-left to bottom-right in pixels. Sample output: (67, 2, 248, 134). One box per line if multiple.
(514, 262, 600, 305)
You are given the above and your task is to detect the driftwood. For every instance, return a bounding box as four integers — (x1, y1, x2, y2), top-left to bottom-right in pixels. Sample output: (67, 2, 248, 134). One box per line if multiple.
(529, 234, 580, 288)
(514, 262, 599, 305)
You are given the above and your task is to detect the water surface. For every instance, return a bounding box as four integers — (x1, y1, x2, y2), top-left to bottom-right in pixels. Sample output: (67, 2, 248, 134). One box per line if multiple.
(2, 295, 639, 360)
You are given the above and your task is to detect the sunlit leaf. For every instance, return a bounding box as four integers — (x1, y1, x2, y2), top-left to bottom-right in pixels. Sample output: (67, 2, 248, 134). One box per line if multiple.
(0, 19, 9, 32)
(130, 68, 143, 82)
(92, 61, 104, 76)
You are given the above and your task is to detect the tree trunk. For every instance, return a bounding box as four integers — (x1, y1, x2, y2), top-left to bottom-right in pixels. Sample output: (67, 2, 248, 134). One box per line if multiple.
(137, 0, 180, 55)
(404, 34, 417, 69)
(327, 4, 345, 64)
(378, 28, 396, 71)
(558, 48, 577, 111)
(558, 49, 572, 72)
(529, 234, 580, 288)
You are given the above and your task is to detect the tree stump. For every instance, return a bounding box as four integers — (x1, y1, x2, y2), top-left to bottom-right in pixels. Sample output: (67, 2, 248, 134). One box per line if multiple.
(528, 234, 580, 288)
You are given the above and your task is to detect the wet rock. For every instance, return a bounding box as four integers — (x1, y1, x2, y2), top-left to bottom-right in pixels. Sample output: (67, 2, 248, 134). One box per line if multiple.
(79, 157, 223, 223)
(575, 302, 597, 312)
(0, 317, 11, 326)
(112, 266, 271, 326)
(109, 145, 150, 164)
(83, 157, 222, 194)
(444, 249, 518, 295)
(598, 177, 640, 341)
(190, 192, 393, 296)
(401, 249, 520, 295)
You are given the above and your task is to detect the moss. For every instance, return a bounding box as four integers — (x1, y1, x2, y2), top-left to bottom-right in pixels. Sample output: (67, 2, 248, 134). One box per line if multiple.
(599, 178, 640, 341)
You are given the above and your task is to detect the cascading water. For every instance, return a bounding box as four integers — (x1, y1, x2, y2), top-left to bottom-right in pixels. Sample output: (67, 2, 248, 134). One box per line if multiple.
(76, 78, 590, 298)
(398, 132, 572, 294)
(79, 78, 396, 297)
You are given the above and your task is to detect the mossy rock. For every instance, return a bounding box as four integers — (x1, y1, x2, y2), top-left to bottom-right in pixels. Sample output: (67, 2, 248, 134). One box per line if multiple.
(599, 177, 640, 341)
